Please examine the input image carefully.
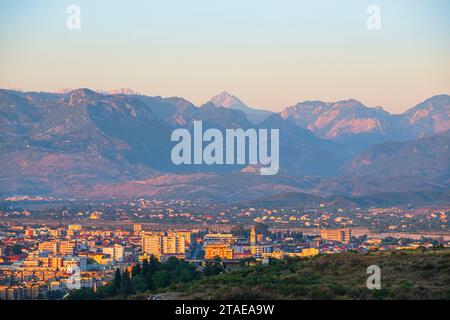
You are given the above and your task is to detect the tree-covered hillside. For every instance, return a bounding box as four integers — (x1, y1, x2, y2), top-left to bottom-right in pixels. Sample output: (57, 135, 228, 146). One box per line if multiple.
(68, 248, 450, 300)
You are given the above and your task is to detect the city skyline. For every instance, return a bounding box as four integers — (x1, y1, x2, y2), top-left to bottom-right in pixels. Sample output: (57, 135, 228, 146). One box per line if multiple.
(1, 197, 449, 300)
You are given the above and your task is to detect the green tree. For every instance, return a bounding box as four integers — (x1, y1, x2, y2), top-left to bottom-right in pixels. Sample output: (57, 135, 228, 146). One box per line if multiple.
(142, 259, 149, 276)
(148, 255, 160, 274)
(131, 263, 142, 277)
(113, 268, 122, 289)
(66, 287, 96, 300)
(202, 259, 224, 276)
(153, 270, 171, 288)
(121, 269, 133, 295)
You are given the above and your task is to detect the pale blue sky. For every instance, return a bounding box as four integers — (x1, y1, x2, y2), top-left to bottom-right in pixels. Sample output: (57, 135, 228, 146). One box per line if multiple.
(0, 0, 449, 112)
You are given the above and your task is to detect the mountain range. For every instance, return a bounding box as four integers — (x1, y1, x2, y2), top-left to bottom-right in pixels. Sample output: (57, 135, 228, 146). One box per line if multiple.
(0, 88, 449, 204)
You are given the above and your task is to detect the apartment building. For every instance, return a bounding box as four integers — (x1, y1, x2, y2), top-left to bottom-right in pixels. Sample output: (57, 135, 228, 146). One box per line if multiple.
(320, 228, 352, 244)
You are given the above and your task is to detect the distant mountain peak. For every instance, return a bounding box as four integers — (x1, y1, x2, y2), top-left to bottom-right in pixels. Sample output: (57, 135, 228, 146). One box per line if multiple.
(209, 91, 273, 124)
(68, 88, 99, 96)
(210, 91, 248, 111)
(67, 88, 101, 106)
(403, 94, 450, 135)
(217, 90, 233, 97)
(333, 98, 365, 107)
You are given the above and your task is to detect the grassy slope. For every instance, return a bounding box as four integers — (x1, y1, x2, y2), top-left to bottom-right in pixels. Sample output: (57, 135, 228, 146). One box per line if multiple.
(159, 249, 450, 300)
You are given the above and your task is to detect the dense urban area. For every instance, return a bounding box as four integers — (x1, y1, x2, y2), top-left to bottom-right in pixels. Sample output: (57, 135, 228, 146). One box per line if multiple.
(0, 198, 449, 300)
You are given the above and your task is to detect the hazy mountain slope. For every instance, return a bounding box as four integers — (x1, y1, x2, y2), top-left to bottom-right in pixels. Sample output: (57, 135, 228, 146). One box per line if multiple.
(310, 100, 397, 140)
(303, 131, 450, 196)
(280, 95, 450, 144)
(280, 100, 332, 128)
(259, 114, 345, 176)
(67, 173, 322, 201)
(0, 89, 449, 200)
(403, 94, 450, 137)
(343, 129, 450, 182)
(241, 189, 450, 208)
(0, 89, 162, 196)
(0, 89, 342, 197)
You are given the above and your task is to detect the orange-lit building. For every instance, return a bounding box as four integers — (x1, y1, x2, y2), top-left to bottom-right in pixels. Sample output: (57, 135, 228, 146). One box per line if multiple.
(38, 240, 76, 255)
(133, 224, 142, 235)
(141, 231, 187, 259)
(204, 244, 234, 260)
(320, 228, 351, 244)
